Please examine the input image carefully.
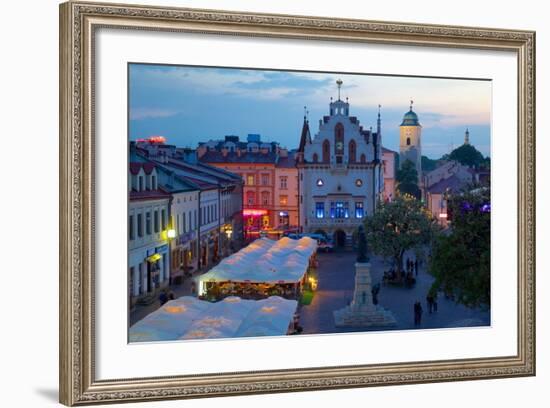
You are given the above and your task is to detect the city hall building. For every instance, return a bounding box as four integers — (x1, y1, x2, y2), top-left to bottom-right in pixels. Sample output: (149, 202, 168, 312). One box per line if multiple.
(297, 80, 385, 247)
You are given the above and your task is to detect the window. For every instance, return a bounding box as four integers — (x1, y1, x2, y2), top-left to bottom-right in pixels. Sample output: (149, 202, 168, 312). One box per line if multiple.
(360, 154, 366, 164)
(315, 202, 325, 219)
(262, 191, 270, 205)
(137, 213, 143, 237)
(349, 139, 357, 163)
(246, 191, 255, 205)
(332, 202, 349, 219)
(194, 210, 197, 229)
(355, 202, 364, 218)
(312, 153, 318, 163)
(322, 139, 330, 163)
(182, 211, 186, 232)
(334, 123, 344, 155)
(279, 195, 288, 206)
(407, 137, 411, 146)
(138, 176, 143, 191)
(355, 179, 363, 187)
(316, 178, 324, 187)
(129, 215, 135, 240)
(280, 176, 288, 189)
(152, 175, 157, 190)
(261, 174, 270, 186)
(189, 211, 192, 230)
(154, 210, 159, 233)
(247, 175, 255, 185)
(146, 212, 151, 235)
(161, 209, 166, 230)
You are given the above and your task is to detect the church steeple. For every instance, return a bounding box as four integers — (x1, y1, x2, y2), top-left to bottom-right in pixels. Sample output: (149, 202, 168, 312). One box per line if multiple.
(464, 128, 470, 145)
(377, 104, 382, 137)
(297, 107, 311, 163)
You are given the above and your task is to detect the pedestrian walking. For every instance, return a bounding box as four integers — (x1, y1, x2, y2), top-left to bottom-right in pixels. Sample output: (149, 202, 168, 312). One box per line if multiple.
(158, 290, 168, 306)
(426, 294, 434, 314)
(414, 301, 423, 326)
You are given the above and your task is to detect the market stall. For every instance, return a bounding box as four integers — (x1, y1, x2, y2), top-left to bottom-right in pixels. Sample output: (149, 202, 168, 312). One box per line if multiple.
(129, 295, 299, 342)
(197, 237, 318, 300)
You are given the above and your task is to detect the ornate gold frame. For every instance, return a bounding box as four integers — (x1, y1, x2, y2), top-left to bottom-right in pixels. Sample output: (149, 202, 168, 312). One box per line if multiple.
(59, 1, 536, 405)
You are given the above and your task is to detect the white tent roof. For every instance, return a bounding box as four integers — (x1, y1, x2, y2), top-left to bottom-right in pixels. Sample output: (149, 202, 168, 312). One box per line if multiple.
(129, 296, 298, 342)
(199, 237, 317, 284)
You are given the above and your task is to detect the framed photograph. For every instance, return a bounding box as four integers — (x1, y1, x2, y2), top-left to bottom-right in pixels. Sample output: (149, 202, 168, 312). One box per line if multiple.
(59, 1, 536, 405)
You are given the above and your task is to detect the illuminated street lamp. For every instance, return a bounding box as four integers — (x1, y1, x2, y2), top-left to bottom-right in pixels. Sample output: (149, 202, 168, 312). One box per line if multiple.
(167, 228, 176, 239)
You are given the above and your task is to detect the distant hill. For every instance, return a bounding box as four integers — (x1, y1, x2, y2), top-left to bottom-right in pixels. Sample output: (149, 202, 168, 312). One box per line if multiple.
(421, 144, 489, 173)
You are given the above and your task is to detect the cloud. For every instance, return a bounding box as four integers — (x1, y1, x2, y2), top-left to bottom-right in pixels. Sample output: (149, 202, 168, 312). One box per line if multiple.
(130, 107, 181, 120)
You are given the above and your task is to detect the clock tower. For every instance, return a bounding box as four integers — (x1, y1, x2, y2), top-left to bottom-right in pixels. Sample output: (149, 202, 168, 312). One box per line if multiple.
(399, 100, 422, 183)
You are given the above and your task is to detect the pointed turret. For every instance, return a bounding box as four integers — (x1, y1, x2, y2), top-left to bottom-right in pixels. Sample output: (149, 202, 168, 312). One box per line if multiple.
(297, 108, 311, 163)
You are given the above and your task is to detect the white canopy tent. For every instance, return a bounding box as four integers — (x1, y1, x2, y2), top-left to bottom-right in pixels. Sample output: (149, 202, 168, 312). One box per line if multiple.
(198, 237, 317, 289)
(129, 296, 298, 342)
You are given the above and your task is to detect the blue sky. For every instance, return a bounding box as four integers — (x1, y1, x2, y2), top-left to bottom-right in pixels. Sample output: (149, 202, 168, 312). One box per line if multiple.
(129, 64, 491, 159)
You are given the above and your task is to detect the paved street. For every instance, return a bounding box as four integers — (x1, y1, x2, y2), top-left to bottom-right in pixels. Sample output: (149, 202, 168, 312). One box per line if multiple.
(299, 250, 490, 334)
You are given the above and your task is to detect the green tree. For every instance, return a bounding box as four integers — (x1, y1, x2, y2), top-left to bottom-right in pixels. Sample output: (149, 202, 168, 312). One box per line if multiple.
(396, 159, 421, 199)
(364, 195, 439, 279)
(449, 144, 485, 168)
(429, 186, 490, 308)
(421, 155, 438, 172)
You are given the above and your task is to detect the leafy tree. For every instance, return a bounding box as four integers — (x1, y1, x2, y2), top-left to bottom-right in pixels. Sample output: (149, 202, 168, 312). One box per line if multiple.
(421, 155, 438, 172)
(429, 186, 491, 308)
(449, 144, 485, 168)
(365, 195, 439, 279)
(396, 159, 421, 199)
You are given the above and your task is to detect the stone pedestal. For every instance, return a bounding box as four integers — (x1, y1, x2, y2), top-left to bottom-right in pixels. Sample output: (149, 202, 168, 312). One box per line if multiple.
(334, 262, 397, 327)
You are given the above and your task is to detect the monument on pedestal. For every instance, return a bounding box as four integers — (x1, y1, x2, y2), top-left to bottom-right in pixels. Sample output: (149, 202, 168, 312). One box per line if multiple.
(334, 225, 397, 327)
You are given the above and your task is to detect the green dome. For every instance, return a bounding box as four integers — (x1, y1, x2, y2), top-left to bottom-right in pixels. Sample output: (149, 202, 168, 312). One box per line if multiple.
(400, 109, 420, 126)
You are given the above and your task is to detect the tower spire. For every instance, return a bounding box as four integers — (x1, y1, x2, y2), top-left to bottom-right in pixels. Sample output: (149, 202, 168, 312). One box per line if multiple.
(464, 128, 470, 145)
(377, 104, 382, 136)
(410, 99, 414, 111)
(336, 79, 343, 101)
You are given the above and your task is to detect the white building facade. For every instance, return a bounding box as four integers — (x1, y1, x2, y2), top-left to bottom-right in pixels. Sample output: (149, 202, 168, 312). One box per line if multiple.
(297, 80, 384, 247)
(128, 163, 171, 306)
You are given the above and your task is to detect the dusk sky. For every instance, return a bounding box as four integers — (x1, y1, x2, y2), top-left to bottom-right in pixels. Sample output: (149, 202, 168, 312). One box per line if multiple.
(129, 64, 491, 159)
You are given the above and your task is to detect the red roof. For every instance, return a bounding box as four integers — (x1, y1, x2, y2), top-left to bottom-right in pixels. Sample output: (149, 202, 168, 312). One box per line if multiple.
(129, 188, 170, 202)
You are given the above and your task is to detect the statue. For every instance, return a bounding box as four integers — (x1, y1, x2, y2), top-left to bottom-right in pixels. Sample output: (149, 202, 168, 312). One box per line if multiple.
(356, 225, 369, 263)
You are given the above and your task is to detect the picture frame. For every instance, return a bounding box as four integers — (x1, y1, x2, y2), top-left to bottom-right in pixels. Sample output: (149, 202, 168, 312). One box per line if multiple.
(59, 1, 536, 405)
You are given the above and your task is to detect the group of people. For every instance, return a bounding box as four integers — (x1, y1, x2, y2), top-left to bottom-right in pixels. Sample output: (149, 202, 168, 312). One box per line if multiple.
(406, 258, 419, 276)
(413, 291, 439, 326)
(158, 289, 175, 306)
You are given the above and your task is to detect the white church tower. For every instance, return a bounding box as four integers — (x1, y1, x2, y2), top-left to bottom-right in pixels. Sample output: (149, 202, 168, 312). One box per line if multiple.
(399, 100, 422, 183)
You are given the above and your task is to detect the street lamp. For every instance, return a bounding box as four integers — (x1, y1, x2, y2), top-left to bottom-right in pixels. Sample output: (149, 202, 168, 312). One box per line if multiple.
(167, 228, 176, 239)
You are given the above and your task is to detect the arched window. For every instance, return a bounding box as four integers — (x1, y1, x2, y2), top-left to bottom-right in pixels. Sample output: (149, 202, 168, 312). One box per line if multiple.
(406, 137, 411, 146)
(349, 139, 356, 163)
(360, 154, 366, 164)
(246, 191, 255, 206)
(322, 140, 330, 163)
(312, 153, 319, 163)
(334, 123, 344, 155)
